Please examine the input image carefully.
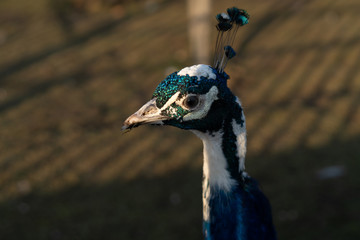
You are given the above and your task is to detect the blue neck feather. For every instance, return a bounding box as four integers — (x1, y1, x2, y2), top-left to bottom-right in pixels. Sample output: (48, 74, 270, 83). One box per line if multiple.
(204, 179, 276, 240)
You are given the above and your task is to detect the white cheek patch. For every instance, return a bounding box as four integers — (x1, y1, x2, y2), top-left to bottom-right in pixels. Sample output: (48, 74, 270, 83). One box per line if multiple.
(182, 86, 219, 121)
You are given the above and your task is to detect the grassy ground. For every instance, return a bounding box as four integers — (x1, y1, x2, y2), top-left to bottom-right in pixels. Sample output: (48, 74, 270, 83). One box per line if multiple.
(0, 0, 359, 239)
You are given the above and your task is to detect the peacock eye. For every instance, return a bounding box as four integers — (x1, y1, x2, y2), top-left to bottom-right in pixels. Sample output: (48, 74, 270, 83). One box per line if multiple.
(183, 95, 200, 109)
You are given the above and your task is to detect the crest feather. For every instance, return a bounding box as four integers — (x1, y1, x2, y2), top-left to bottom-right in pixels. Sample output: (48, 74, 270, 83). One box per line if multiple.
(213, 7, 250, 73)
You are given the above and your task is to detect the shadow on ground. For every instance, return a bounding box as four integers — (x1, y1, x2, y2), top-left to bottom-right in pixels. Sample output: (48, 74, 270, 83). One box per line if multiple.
(0, 135, 359, 240)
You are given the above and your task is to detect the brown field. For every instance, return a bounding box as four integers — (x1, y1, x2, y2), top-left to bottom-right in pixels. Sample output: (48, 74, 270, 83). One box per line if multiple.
(0, 0, 359, 239)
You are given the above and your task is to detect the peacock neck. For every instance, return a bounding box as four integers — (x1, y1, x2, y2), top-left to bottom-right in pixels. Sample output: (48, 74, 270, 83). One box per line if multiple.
(194, 111, 246, 191)
(192, 108, 247, 239)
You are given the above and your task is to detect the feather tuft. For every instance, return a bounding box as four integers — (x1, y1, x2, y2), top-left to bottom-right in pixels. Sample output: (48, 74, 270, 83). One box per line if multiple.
(224, 46, 236, 59)
(227, 7, 240, 22)
(213, 7, 250, 73)
(235, 9, 250, 26)
(216, 13, 232, 31)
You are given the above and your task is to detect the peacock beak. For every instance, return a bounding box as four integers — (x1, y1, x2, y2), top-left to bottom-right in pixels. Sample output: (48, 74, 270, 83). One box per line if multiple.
(122, 98, 170, 131)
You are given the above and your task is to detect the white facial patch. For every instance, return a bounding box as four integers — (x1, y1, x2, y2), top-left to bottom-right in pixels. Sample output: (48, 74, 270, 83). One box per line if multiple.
(178, 64, 216, 80)
(182, 86, 219, 121)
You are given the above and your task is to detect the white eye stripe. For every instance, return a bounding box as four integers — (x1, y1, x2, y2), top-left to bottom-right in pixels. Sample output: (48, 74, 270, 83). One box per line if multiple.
(160, 92, 181, 111)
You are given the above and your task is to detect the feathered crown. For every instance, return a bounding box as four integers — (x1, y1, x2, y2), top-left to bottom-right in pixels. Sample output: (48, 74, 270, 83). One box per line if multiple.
(213, 7, 250, 73)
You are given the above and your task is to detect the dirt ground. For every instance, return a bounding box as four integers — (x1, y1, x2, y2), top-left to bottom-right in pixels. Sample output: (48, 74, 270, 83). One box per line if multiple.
(0, 0, 359, 239)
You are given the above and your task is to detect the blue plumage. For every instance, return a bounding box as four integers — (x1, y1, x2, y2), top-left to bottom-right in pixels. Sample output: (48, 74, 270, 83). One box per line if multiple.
(205, 178, 276, 240)
(123, 7, 277, 240)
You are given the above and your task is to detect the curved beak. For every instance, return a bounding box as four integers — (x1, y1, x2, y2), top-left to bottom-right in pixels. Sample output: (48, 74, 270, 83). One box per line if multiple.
(122, 98, 170, 131)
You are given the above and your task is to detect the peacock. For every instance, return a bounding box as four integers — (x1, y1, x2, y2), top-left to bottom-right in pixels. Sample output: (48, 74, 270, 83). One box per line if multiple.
(123, 7, 277, 240)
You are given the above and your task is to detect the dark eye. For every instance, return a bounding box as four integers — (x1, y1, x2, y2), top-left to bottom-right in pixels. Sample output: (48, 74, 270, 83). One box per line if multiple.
(183, 95, 199, 109)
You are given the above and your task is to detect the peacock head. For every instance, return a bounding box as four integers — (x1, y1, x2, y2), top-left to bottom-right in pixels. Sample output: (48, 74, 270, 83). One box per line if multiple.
(122, 64, 243, 133)
(123, 7, 249, 133)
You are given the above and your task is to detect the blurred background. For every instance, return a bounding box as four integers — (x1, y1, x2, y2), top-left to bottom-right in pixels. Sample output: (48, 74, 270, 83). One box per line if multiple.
(0, 0, 359, 239)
